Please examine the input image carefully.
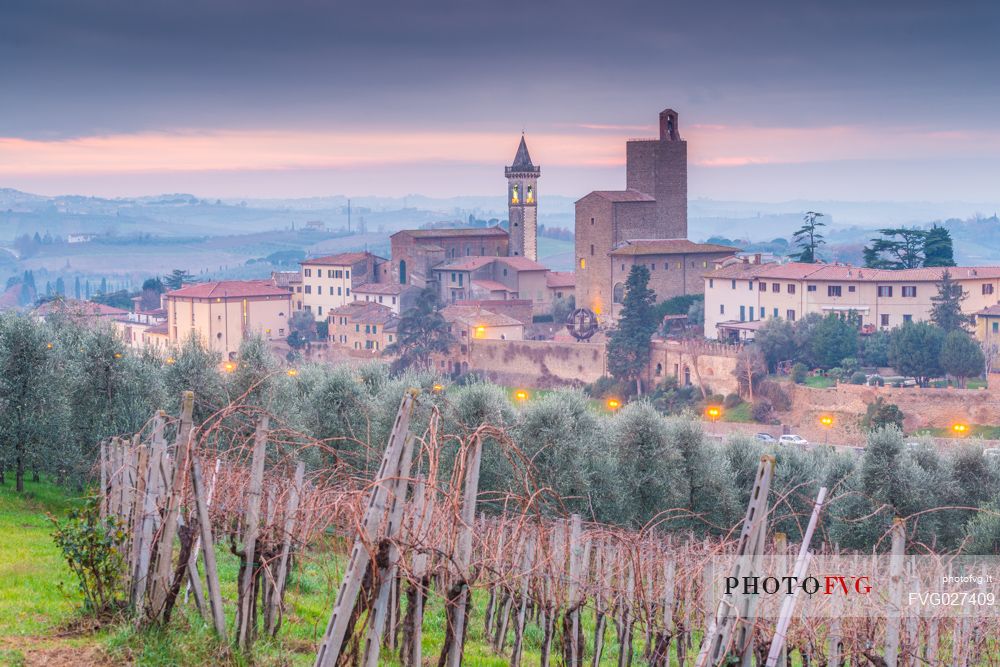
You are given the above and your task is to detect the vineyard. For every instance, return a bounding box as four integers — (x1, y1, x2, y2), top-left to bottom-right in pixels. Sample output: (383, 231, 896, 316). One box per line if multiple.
(93, 387, 1000, 667)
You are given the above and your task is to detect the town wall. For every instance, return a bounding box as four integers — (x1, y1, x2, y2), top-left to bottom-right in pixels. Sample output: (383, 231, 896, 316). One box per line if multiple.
(646, 339, 741, 395)
(467, 339, 607, 388)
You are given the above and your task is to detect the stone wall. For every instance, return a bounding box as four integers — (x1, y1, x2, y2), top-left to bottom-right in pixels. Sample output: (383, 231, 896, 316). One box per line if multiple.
(467, 338, 607, 388)
(646, 339, 741, 395)
(781, 376, 1000, 440)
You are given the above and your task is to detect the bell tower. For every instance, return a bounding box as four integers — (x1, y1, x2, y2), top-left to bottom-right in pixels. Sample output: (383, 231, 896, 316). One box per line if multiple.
(505, 133, 540, 259)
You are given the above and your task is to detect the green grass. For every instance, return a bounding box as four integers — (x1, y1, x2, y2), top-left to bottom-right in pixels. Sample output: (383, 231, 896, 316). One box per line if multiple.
(913, 424, 1000, 440)
(721, 401, 754, 423)
(803, 375, 836, 389)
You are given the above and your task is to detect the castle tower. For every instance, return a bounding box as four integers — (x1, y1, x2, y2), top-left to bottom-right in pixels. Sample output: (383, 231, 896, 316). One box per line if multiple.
(505, 134, 540, 259)
(625, 108, 687, 238)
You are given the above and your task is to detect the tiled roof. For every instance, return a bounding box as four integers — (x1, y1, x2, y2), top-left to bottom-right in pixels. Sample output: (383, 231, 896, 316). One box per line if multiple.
(435, 256, 496, 271)
(35, 299, 130, 318)
(705, 261, 1000, 283)
(166, 281, 291, 299)
(472, 279, 513, 293)
(146, 322, 169, 335)
(546, 271, 575, 288)
(329, 301, 399, 325)
(442, 305, 523, 328)
(301, 251, 375, 266)
(975, 305, 1000, 317)
(497, 256, 548, 271)
(609, 239, 739, 256)
(393, 226, 508, 239)
(270, 271, 302, 287)
(352, 282, 415, 295)
(584, 190, 656, 203)
(510, 135, 535, 169)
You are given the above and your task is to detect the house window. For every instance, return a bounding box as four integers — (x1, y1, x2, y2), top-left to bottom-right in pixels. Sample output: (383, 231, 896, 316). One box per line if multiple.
(848, 286, 856, 292)
(902, 286, 917, 297)
(720, 304, 725, 315)
(365, 325, 370, 333)
(877, 286, 893, 297)
(807, 285, 817, 292)
(739, 305, 746, 321)
(828, 286, 842, 297)
(749, 281, 754, 290)
(787, 284, 796, 294)
(903, 314, 913, 322)
(318, 306, 323, 315)
(760, 307, 765, 318)
(590, 244, 595, 256)
(305, 285, 312, 294)
(346, 288, 350, 296)
(993, 322, 999, 334)
(345, 270, 350, 279)
(731, 280, 737, 289)
(786, 309, 796, 321)
(881, 314, 890, 326)
(984, 284, 995, 295)
(304, 269, 312, 277)
(772, 283, 779, 293)
(702, 261, 708, 268)
(773, 308, 779, 317)
(372, 325, 377, 334)
(757, 281, 765, 291)
(317, 286, 322, 295)
(709, 279, 714, 288)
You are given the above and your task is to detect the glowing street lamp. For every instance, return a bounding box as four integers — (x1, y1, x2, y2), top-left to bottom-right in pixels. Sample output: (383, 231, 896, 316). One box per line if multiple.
(46, 342, 53, 350)
(705, 406, 722, 421)
(606, 398, 621, 411)
(820, 414, 834, 444)
(223, 361, 236, 373)
(514, 389, 529, 402)
(165, 357, 176, 365)
(286, 368, 299, 377)
(952, 422, 969, 436)
(113, 352, 122, 359)
(432, 383, 444, 394)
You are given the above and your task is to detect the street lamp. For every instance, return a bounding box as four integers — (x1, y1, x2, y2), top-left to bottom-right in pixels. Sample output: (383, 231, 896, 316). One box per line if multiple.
(286, 368, 299, 377)
(705, 405, 722, 421)
(432, 383, 444, 394)
(514, 389, 529, 402)
(820, 415, 834, 444)
(223, 361, 236, 373)
(952, 422, 969, 436)
(165, 356, 176, 365)
(606, 398, 621, 411)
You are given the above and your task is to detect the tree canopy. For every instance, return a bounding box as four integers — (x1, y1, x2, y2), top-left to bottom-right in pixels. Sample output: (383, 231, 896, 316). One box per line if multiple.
(384, 287, 455, 374)
(790, 211, 826, 263)
(607, 265, 658, 394)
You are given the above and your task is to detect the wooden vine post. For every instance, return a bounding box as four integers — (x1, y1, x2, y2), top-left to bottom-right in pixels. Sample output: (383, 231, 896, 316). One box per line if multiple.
(237, 415, 270, 650)
(190, 451, 227, 639)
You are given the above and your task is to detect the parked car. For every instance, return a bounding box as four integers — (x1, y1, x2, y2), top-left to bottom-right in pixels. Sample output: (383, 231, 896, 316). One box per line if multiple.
(985, 448, 1000, 460)
(778, 434, 810, 446)
(905, 442, 922, 450)
(755, 433, 776, 442)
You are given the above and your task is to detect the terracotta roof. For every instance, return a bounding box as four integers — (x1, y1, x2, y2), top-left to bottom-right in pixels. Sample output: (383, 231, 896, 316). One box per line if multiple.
(270, 271, 302, 288)
(146, 323, 169, 335)
(352, 282, 415, 295)
(497, 256, 548, 271)
(609, 239, 739, 256)
(435, 256, 496, 271)
(35, 299, 130, 318)
(706, 261, 1000, 283)
(975, 305, 1000, 317)
(393, 226, 508, 239)
(166, 281, 291, 299)
(442, 305, 523, 328)
(329, 300, 399, 325)
(546, 271, 575, 288)
(585, 190, 656, 203)
(301, 251, 376, 266)
(472, 279, 513, 293)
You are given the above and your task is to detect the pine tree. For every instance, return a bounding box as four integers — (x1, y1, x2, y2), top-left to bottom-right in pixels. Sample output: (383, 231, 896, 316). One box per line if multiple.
(863, 228, 927, 269)
(607, 264, 658, 394)
(930, 269, 971, 333)
(940, 330, 985, 387)
(923, 225, 956, 267)
(790, 211, 826, 263)
(384, 287, 455, 373)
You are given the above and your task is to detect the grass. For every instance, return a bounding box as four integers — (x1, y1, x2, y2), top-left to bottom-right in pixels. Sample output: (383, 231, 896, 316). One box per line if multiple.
(803, 375, 836, 389)
(913, 424, 1000, 440)
(721, 401, 754, 423)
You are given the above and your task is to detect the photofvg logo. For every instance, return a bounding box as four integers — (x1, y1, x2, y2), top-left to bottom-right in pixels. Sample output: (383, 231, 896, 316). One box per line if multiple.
(705, 555, 1000, 619)
(724, 574, 872, 596)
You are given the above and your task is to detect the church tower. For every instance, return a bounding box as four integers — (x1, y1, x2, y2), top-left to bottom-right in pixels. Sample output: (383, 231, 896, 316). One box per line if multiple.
(505, 134, 540, 259)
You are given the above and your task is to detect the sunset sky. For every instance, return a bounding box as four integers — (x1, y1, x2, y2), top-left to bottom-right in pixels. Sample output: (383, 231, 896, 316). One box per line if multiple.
(3, 0, 999, 201)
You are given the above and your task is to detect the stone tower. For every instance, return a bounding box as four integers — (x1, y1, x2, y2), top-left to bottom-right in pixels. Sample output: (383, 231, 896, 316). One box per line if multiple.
(505, 134, 540, 259)
(624, 108, 687, 238)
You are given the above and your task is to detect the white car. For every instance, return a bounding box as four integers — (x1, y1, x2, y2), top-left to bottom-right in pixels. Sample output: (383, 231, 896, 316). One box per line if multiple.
(779, 434, 810, 446)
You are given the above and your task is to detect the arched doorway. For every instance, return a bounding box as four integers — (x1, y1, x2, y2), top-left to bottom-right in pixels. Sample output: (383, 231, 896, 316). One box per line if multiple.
(399, 260, 407, 284)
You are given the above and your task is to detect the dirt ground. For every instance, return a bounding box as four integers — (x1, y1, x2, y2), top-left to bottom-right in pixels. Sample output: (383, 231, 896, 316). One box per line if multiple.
(0, 636, 114, 667)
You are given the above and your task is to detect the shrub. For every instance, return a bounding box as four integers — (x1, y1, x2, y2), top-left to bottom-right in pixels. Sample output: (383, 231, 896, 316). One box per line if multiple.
(862, 396, 904, 431)
(50, 497, 128, 615)
(791, 362, 808, 384)
(723, 393, 742, 408)
(708, 393, 725, 406)
(850, 371, 867, 385)
(756, 380, 791, 412)
(868, 374, 885, 387)
(828, 367, 844, 381)
(588, 375, 632, 399)
(752, 398, 774, 423)
(841, 357, 860, 374)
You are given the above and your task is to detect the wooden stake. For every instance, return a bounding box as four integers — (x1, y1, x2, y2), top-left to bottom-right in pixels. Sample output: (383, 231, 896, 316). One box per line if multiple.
(191, 452, 227, 639)
(237, 415, 269, 650)
(266, 460, 305, 636)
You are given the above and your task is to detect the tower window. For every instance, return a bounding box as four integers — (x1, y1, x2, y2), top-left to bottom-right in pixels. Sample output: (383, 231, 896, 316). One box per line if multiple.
(590, 244, 594, 256)
(526, 186, 534, 204)
(590, 217, 595, 225)
(579, 258, 586, 269)
(511, 184, 519, 204)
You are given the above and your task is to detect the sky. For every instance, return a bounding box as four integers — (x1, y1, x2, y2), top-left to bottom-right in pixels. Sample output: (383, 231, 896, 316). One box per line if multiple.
(2, 0, 1000, 202)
